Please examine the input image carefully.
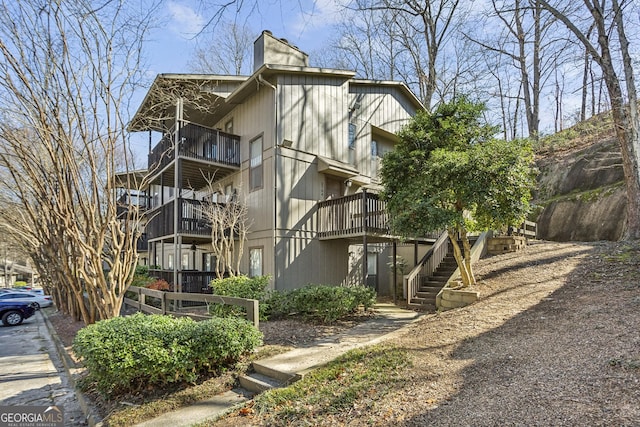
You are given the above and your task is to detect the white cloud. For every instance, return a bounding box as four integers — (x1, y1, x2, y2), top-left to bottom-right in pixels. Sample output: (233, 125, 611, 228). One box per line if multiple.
(291, 0, 345, 35)
(166, 1, 205, 38)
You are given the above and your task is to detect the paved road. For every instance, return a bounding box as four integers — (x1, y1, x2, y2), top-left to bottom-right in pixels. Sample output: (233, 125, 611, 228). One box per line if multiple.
(0, 311, 87, 426)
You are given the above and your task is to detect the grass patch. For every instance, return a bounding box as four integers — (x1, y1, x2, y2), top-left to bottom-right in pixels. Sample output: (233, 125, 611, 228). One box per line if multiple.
(203, 345, 410, 426)
(81, 343, 294, 426)
(101, 372, 238, 427)
(608, 357, 640, 370)
(536, 111, 614, 155)
(535, 181, 624, 207)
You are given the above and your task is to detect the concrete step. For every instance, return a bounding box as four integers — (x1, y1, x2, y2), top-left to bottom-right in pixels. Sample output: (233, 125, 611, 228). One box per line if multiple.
(408, 298, 437, 310)
(252, 360, 300, 385)
(238, 372, 283, 394)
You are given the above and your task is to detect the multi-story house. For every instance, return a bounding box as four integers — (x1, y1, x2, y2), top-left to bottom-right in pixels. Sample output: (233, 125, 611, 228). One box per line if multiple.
(127, 30, 437, 298)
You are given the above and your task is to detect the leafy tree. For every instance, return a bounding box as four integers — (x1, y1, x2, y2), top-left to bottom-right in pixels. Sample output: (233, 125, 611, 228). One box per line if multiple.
(381, 96, 536, 286)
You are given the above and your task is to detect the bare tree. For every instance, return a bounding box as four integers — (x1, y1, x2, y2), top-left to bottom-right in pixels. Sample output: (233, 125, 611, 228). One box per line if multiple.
(334, 0, 463, 108)
(189, 21, 255, 75)
(465, 0, 571, 140)
(0, 0, 156, 323)
(198, 177, 251, 278)
(538, 0, 640, 239)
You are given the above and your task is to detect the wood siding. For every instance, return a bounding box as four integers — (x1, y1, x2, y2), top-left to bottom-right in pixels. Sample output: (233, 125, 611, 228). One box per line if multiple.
(349, 85, 417, 179)
(277, 74, 350, 162)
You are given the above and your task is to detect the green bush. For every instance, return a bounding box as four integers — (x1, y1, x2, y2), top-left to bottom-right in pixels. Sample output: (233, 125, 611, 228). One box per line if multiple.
(72, 312, 262, 396)
(265, 285, 376, 323)
(208, 275, 270, 320)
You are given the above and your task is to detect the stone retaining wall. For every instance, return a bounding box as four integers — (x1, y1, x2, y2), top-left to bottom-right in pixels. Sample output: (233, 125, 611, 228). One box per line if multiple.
(487, 236, 526, 255)
(437, 288, 479, 311)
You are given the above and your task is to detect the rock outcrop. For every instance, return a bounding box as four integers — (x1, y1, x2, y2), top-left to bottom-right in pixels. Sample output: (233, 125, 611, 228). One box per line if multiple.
(534, 134, 626, 241)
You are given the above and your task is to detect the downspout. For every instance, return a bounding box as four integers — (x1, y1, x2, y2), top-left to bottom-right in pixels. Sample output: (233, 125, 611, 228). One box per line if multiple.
(258, 74, 278, 289)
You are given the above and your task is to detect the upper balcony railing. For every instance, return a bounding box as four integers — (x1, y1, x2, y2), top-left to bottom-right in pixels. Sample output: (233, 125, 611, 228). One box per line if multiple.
(148, 123, 241, 172)
(317, 191, 389, 239)
(146, 197, 217, 240)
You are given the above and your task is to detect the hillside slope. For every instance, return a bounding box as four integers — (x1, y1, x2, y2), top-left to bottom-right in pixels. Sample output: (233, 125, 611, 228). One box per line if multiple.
(534, 113, 626, 241)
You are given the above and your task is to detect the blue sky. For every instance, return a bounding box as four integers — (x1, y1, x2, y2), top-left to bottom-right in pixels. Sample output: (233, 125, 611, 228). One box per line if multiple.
(146, 0, 341, 74)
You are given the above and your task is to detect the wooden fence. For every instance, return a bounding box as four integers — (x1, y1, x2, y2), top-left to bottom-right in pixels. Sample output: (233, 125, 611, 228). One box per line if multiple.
(123, 286, 259, 328)
(511, 220, 537, 239)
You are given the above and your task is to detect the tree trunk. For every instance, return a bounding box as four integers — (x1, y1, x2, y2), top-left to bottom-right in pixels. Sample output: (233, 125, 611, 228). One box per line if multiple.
(448, 229, 471, 287)
(460, 228, 475, 286)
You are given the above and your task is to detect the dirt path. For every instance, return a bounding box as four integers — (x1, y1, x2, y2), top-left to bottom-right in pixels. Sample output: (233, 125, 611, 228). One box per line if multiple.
(378, 241, 640, 426)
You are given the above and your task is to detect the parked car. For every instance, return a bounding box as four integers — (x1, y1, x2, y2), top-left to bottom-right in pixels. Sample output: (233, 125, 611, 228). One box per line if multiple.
(0, 300, 38, 326)
(0, 291, 53, 308)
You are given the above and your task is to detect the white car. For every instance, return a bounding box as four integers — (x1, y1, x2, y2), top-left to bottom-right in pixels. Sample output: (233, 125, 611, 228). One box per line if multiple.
(0, 291, 53, 308)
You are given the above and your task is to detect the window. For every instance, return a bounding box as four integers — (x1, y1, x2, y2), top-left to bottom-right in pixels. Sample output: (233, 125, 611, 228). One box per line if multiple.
(203, 254, 216, 272)
(181, 253, 189, 270)
(371, 140, 379, 177)
(348, 123, 356, 150)
(250, 135, 263, 190)
(168, 254, 174, 270)
(225, 184, 233, 202)
(367, 252, 378, 275)
(249, 247, 263, 277)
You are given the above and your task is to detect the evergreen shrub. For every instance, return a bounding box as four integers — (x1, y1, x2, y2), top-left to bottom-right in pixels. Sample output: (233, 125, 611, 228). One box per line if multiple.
(72, 312, 262, 396)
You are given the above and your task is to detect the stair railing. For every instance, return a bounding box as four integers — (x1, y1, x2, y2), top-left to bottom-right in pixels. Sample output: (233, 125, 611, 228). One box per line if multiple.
(405, 230, 449, 305)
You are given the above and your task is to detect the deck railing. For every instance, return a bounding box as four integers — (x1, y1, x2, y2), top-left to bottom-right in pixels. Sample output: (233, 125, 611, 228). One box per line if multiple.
(124, 286, 259, 328)
(148, 122, 241, 172)
(146, 197, 221, 239)
(317, 191, 389, 238)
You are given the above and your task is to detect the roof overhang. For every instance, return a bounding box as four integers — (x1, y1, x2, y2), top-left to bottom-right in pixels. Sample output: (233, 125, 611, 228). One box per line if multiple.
(316, 156, 359, 178)
(350, 79, 425, 112)
(128, 67, 356, 133)
(127, 74, 249, 133)
(112, 170, 148, 188)
(225, 64, 355, 106)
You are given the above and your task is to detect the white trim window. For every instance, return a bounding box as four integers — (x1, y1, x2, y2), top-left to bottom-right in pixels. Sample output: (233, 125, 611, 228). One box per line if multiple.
(250, 135, 263, 190)
(249, 247, 263, 277)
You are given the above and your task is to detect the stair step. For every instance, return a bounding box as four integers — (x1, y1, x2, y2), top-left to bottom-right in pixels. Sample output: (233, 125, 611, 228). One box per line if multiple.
(239, 372, 283, 394)
(417, 288, 442, 298)
(252, 361, 300, 385)
(419, 286, 443, 292)
(415, 291, 438, 299)
(407, 302, 436, 311)
(409, 298, 436, 308)
(422, 280, 445, 287)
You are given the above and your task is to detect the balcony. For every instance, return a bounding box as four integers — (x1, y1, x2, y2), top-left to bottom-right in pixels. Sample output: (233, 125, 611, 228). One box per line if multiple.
(116, 191, 150, 218)
(148, 123, 241, 188)
(146, 197, 217, 240)
(317, 192, 442, 242)
(317, 192, 390, 240)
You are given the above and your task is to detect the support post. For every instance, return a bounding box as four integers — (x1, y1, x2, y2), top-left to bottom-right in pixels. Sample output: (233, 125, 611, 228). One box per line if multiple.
(392, 240, 397, 304)
(362, 190, 368, 287)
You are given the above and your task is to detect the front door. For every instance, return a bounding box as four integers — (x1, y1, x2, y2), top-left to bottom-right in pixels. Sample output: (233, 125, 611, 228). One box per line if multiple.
(366, 252, 378, 291)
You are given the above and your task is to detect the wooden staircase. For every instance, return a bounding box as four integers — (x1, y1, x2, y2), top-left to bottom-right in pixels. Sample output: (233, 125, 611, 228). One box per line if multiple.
(406, 235, 480, 310)
(410, 251, 458, 308)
